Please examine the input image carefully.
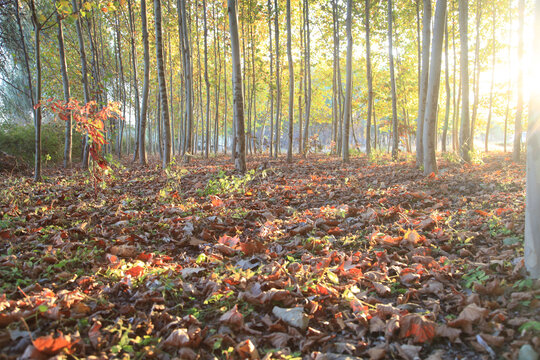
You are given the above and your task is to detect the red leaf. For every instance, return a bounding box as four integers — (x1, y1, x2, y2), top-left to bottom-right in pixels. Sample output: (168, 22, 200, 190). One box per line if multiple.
(125, 266, 144, 277)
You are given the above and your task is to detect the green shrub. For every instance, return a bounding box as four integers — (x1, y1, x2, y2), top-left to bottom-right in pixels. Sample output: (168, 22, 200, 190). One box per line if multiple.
(0, 121, 83, 165)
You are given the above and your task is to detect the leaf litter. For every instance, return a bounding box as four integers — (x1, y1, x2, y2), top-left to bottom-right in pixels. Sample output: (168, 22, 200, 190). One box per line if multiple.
(0, 154, 538, 359)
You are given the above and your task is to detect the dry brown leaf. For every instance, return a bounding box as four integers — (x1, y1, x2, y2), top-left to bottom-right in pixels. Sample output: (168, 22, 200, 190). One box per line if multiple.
(162, 328, 190, 348)
(399, 314, 436, 343)
(236, 339, 260, 359)
(220, 305, 244, 328)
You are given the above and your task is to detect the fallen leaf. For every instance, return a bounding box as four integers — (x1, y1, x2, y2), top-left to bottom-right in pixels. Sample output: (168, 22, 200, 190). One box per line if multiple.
(32, 332, 74, 355)
(399, 314, 436, 343)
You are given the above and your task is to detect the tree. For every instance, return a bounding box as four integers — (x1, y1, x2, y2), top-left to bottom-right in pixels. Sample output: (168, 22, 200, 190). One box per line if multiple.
(28, 0, 42, 181)
(268, 0, 274, 157)
(342, 0, 353, 163)
(274, 0, 281, 158)
(203, 0, 210, 158)
(514, 0, 524, 162)
(485, 4, 496, 152)
(128, 0, 141, 162)
(525, 0, 540, 279)
(416, 0, 431, 167)
(423, 0, 447, 175)
(470, 0, 482, 150)
(302, 0, 311, 156)
(441, 12, 450, 152)
(178, 0, 193, 162)
(139, 0, 150, 165)
(459, 0, 471, 163)
(388, 0, 399, 160)
(228, 0, 246, 173)
(154, 0, 172, 167)
(365, 0, 373, 157)
(286, 0, 294, 163)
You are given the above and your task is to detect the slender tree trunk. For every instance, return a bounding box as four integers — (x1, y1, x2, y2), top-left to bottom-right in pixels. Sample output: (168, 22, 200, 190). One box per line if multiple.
(286, 0, 294, 163)
(423, 0, 447, 175)
(366, 0, 373, 157)
(178, 0, 193, 161)
(525, 0, 540, 279)
(303, 0, 311, 156)
(115, 13, 126, 158)
(128, 0, 141, 162)
(57, 11, 72, 168)
(203, 0, 210, 158)
(274, 0, 281, 157)
(504, 0, 512, 153)
(514, 0, 524, 162)
(71, 0, 91, 169)
(459, 0, 471, 163)
(154, 0, 172, 166)
(140, 0, 150, 165)
(485, 5, 496, 152)
(268, 0, 274, 157)
(29, 0, 41, 181)
(417, 0, 431, 166)
(388, 0, 399, 160)
(223, 24, 228, 155)
(442, 11, 450, 152)
(470, 0, 482, 150)
(228, 0, 246, 173)
(342, 0, 353, 163)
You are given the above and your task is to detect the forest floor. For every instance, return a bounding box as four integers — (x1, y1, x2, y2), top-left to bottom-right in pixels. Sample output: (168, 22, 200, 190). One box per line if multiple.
(0, 153, 538, 360)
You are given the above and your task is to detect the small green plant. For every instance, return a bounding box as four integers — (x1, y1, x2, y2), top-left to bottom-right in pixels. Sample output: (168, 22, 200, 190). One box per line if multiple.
(519, 321, 540, 334)
(199, 169, 255, 196)
(462, 268, 489, 289)
(442, 151, 460, 164)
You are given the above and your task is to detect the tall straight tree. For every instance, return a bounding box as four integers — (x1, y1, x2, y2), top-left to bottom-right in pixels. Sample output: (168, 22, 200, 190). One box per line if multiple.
(29, 0, 42, 181)
(154, 0, 172, 167)
(342, 0, 353, 163)
(268, 0, 274, 157)
(274, 0, 281, 157)
(71, 0, 91, 169)
(470, 0, 482, 149)
(139, 0, 150, 165)
(228, 0, 246, 173)
(459, 0, 471, 163)
(416, 0, 431, 167)
(178, 0, 193, 161)
(286, 0, 294, 163)
(525, 0, 540, 279)
(514, 0, 524, 162)
(56, 10, 71, 168)
(365, 0, 373, 157)
(441, 13, 450, 152)
(203, 0, 210, 158)
(302, 0, 311, 156)
(388, 0, 399, 160)
(485, 4, 496, 152)
(128, 0, 141, 162)
(423, 0, 447, 175)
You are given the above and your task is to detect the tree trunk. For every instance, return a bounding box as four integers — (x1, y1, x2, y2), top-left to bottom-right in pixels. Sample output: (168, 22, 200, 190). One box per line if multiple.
(154, 0, 172, 167)
(57, 11, 72, 168)
(485, 4, 496, 152)
(342, 0, 353, 163)
(514, 0, 524, 162)
(203, 0, 210, 158)
(228, 0, 246, 173)
(286, 0, 294, 163)
(274, 0, 281, 157)
(140, 0, 150, 165)
(459, 0, 471, 163)
(525, 0, 540, 279)
(366, 0, 373, 157)
(504, 0, 512, 153)
(417, 0, 431, 166)
(268, 0, 274, 157)
(388, 0, 399, 160)
(128, 0, 141, 162)
(30, 0, 41, 181)
(470, 0, 482, 150)
(442, 11, 450, 152)
(178, 0, 193, 161)
(423, 0, 447, 175)
(303, 0, 311, 156)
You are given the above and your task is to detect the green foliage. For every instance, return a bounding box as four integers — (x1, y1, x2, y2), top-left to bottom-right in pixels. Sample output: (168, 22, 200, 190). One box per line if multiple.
(462, 268, 489, 289)
(0, 122, 83, 165)
(199, 169, 257, 196)
(519, 321, 540, 334)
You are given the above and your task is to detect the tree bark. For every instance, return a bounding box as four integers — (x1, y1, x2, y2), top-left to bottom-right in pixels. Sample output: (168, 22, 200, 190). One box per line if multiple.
(286, 0, 294, 163)
(417, 0, 431, 166)
(342, 0, 353, 163)
(470, 0, 482, 150)
(274, 0, 281, 157)
(29, 0, 41, 181)
(525, 0, 540, 279)
(128, 0, 141, 162)
(154, 0, 172, 167)
(514, 0, 524, 162)
(56, 11, 72, 168)
(423, 0, 447, 175)
(388, 0, 399, 160)
(203, 0, 210, 158)
(268, 0, 274, 157)
(459, 0, 471, 163)
(302, 0, 311, 156)
(365, 0, 373, 157)
(485, 4, 496, 152)
(139, 0, 150, 165)
(228, 0, 246, 173)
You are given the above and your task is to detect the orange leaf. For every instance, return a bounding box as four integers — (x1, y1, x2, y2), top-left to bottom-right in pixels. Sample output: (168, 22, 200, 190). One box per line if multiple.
(399, 314, 436, 343)
(32, 333, 74, 355)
